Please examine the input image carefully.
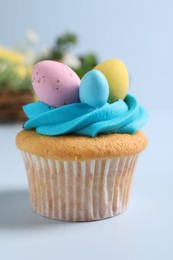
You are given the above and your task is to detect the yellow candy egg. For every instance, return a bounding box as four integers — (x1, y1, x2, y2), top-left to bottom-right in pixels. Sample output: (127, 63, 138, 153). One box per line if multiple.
(94, 59, 129, 103)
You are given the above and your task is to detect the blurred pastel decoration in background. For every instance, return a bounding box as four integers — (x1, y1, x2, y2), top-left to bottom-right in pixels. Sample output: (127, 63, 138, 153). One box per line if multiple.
(0, 30, 39, 122)
(0, 31, 99, 122)
(0, 29, 39, 91)
(0, 47, 32, 91)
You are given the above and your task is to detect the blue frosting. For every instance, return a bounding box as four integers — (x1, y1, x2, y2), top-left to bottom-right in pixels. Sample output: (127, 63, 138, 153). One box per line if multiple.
(23, 94, 148, 137)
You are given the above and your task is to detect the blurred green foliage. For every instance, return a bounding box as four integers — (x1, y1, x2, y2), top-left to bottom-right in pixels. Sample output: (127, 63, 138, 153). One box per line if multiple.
(42, 32, 99, 78)
(50, 33, 77, 60)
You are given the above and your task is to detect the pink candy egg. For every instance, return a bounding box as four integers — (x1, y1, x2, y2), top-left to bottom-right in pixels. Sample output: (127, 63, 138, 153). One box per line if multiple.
(32, 60, 80, 107)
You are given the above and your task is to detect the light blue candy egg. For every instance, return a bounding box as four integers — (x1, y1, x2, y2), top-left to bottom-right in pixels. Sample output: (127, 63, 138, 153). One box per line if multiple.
(79, 70, 109, 108)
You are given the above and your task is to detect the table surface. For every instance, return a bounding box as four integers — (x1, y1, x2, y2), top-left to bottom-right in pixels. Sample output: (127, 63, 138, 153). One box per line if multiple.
(0, 110, 173, 260)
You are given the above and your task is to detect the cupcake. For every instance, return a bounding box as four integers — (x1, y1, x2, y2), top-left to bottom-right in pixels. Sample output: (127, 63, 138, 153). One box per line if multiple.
(16, 59, 148, 221)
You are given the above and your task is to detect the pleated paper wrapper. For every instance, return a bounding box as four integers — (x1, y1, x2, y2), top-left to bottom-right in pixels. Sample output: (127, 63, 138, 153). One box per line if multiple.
(21, 151, 138, 221)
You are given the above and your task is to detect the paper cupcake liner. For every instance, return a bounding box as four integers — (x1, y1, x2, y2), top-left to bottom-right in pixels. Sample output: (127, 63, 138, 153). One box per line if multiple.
(21, 152, 138, 221)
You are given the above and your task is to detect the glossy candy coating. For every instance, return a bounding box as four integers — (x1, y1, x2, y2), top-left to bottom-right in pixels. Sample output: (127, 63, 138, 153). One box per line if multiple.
(79, 70, 109, 108)
(94, 59, 129, 103)
(32, 60, 80, 107)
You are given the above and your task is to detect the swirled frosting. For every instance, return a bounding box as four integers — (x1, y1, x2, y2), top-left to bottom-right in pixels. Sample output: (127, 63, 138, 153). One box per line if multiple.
(23, 94, 148, 137)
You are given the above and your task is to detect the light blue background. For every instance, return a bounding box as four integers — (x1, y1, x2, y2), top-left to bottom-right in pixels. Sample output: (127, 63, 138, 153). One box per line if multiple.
(1, 0, 173, 111)
(1, 2, 173, 260)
